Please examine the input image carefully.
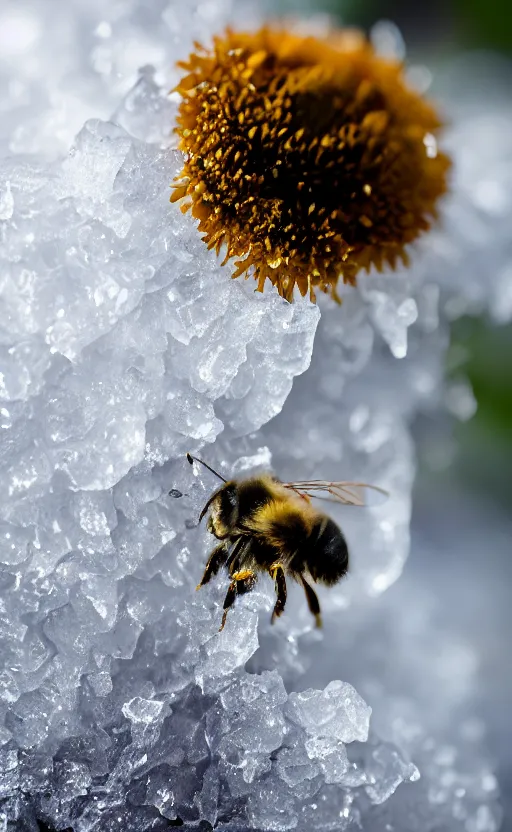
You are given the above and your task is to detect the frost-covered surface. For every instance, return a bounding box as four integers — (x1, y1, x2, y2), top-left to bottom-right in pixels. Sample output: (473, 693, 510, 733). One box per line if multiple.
(1, 1, 511, 830)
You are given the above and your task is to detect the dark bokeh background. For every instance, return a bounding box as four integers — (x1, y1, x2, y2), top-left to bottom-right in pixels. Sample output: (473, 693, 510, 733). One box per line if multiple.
(283, 0, 512, 53)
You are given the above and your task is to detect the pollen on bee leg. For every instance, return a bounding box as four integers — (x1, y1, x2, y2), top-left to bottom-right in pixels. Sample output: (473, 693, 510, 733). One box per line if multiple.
(219, 570, 258, 632)
(231, 569, 255, 581)
(269, 562, 283, 580)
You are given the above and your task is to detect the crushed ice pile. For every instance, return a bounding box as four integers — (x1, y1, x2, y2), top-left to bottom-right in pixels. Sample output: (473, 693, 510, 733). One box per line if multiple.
(0, 1, 511, 830)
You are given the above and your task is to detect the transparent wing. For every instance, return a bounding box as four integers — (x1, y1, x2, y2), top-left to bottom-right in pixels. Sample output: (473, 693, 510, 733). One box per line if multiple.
(283, 480, 388, 507)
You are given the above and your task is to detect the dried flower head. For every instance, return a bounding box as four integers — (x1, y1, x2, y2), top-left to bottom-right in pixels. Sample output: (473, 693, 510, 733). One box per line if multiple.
(171, 27, 451, 302)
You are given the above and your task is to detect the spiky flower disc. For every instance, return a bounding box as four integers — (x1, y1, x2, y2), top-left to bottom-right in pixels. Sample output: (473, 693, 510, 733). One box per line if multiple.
(171, 27, 451, 302)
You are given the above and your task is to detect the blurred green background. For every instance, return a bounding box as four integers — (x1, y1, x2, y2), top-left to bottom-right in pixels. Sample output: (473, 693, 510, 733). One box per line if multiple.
(280, 0, 512, 53)
(281, 0, 512, 503)
(448, 319, 512, 509)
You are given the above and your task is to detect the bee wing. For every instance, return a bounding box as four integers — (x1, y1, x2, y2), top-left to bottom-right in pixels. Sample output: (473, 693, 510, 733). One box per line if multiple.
(283, 480, 388, 507)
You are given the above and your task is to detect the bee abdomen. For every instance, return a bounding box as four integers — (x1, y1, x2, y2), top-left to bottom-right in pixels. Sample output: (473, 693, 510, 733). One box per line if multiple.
(302, 517, 349, 586)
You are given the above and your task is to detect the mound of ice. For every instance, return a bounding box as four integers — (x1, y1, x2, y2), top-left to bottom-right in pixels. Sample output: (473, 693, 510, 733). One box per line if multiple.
(0, 1, 511, 830)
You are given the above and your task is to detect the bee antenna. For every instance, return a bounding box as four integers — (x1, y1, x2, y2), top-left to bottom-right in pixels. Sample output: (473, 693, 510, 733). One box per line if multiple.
(186, 453, 227, 483)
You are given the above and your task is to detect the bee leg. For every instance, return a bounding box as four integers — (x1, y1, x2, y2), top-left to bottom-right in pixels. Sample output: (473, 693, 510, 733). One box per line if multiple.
(269, 562, 287, 624)
(226, 536, 250, 575)
(196, 542, 230, 590)
(219, 569, 257, 632)
(300, 575, 322, 628)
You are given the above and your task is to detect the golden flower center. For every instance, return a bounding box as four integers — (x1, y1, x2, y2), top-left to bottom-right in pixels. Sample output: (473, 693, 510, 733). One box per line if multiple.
(172, 28, 451, 302)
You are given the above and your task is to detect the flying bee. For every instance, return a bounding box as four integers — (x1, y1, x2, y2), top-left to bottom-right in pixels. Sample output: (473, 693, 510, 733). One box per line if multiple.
(185, 453, 388, 631)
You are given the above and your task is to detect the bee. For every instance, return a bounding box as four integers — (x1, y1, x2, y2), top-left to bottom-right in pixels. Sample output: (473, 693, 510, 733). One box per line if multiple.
(186, 453, 387, 631)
